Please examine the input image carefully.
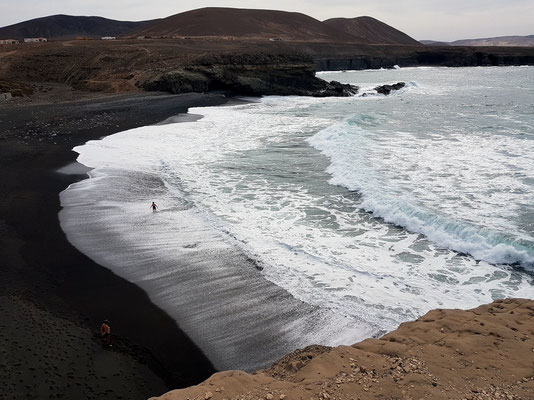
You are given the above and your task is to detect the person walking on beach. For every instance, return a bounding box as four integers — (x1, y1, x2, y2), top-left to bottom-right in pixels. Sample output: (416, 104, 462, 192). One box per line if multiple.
(151, 201, 158, 212)
(100, 320, 111, 347)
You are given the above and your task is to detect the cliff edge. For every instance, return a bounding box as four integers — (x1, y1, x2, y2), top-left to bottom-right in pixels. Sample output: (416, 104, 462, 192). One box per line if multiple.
(150, 298, 534, 400)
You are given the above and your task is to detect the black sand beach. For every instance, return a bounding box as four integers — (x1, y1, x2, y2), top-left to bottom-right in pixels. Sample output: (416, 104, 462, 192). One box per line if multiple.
(0, 90, 228, 399)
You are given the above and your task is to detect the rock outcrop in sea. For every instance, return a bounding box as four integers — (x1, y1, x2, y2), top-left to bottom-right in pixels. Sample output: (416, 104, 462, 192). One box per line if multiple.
(374, 82, 405, 95)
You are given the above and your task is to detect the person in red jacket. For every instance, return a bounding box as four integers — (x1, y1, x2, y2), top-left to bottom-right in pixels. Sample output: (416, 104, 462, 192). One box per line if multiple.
(100, 320, 111, 347)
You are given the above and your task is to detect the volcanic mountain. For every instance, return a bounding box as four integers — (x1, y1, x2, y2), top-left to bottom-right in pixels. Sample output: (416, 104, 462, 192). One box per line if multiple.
(323, 16, 421, 45)
(132, 7, 367, 42)
(0, 14, 156, 40)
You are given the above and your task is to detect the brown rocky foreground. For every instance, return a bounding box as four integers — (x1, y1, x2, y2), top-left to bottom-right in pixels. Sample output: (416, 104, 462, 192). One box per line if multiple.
(151, 298, 534, 400)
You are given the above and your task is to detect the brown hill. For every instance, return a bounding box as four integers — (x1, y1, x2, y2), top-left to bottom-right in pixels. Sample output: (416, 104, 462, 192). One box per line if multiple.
(324, 16, 421, 45)
(0, 14, 155, 40)
(132, 7, 367, 42)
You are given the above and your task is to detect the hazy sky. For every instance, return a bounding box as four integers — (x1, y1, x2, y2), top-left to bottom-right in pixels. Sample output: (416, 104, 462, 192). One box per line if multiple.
(1, 0, 532, 41)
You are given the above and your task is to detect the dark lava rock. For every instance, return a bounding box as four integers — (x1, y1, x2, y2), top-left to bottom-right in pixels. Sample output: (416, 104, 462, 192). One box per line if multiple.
(374, 82, 405, 95)
(312, 80, 359, 97)
(142, 53, 359, 97)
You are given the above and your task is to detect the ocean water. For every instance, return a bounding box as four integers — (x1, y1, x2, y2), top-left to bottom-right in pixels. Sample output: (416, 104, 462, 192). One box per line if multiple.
(60, 66, 534, 370)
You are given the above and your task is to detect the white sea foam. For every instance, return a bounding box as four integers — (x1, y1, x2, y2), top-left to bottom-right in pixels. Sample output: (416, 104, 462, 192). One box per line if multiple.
(308, 119, 534, 268)
(61, 66, 534, 370)
(316, 66, 441, 75)
(316, 70, 357, 75)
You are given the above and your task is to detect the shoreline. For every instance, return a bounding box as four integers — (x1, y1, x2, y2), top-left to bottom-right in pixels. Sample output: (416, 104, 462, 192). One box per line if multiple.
(57, 100, 368, 372)
(54, 70, 533, 377)
(0, 91, 229, 399)
(2, 72, 532, 398)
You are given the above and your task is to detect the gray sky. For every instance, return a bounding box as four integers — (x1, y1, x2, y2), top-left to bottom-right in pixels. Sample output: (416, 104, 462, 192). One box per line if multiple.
(1, 0, 532, 41)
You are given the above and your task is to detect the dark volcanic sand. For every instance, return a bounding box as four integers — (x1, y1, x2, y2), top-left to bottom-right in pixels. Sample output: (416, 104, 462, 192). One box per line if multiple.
(0, 91, 228, 399)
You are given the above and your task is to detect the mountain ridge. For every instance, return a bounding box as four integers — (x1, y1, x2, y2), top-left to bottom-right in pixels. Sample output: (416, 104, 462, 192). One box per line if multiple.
(0, 8, 421, 45)
(0, 14, 156, 40)
(2, 10, 531, 47)
(130, 7, 367, 42)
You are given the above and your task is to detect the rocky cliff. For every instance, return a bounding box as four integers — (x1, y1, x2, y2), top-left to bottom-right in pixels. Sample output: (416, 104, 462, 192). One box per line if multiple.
(150, 299, 534, 400)
(142, 53, 358, 96)
(1, 40, 533, 98)
(311, 44, 534, 70)
(0, 41, 361, 97)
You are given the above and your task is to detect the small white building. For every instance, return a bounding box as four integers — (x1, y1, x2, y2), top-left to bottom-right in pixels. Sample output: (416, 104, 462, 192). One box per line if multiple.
(24, 37, 47, 43)
(0, 39, 19, 44)
(101, 36, 116, 40)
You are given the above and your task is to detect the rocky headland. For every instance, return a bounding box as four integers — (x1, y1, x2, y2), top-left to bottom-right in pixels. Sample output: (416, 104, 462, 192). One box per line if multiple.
(142, 53, 358, 97)
(150, 298, 534, 400)
(0, 40, 364, 98)
(1, 39, 533, 101)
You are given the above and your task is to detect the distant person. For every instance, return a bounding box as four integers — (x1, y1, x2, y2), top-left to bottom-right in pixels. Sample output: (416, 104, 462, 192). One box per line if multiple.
(151, 202, 158, 212)
(100, 320, 111, 347)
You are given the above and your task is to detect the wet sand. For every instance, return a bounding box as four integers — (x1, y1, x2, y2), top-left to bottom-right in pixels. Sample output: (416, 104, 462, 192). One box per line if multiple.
(0, 91, 228, 399)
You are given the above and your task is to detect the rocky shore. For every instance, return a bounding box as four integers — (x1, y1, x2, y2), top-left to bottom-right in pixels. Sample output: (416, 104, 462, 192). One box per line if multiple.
(151, 298, 534, 400)
(142, 53, 358, 97)
(1, 39, 533, 100)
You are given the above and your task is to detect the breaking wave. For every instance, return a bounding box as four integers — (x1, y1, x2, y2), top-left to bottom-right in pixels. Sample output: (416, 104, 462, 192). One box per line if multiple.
(308, 120, 534, 269)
